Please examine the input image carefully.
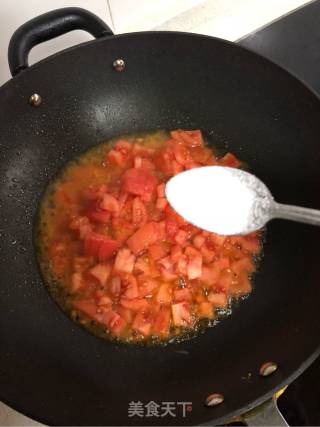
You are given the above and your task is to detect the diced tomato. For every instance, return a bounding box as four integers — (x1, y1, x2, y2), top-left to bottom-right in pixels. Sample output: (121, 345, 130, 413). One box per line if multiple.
(238, 237, 261, 254)
(184, 161, 201, 170)
(112, 218, 135, 243)
(216, 271, 233, 293)
(115, 139, 131, 153)
(215, 257, 230, 270)
(132, 197, 148, 226)
(139, 278, 158, 297)
(103, 310, 127, 335)
(114, 248, 135, 273)
(156, 283, 172, 304)
(98, 240, 120, 262)
(153, 307, 171, 336)
(170, 245, 183, 263)
(201, 265, 220, 286)
(134, 256, 151, 275)
(193, 234, 206, 249)
(171, 130, 204, 147)
(172, 143, 192, 166)
(198, 301, 214, 318)
(156, 197, 168, 210)
(190, 146, 212, 164)
(73, 256, 92, 272)
(97, 294, 112, 307)
(166, 219, 179, 239)
(120, 298, 149, 311)
(171, 302, 192, 326)
(110, 276, 121, 296)
(158, 256, 174, 270)
(134, 156, 142, 168)
(90, 263, 111, 286)
(232, 272, 251, 296)
(174, 288, 191, 302)
(175, 229, 188, 246)
(84, 232, 120, 261)
(187, 253, 202, 280)
(132, 311, 152, 336)
(148, 242, 169, 261)
(117, 306, 133, 323)
(122, 274, 139, 299)
(200, 245, 216, 263)
(127, 222, 163, 254)
(209, 234, 227, 247)
(72, 299, 98, 318)
(122, 168, 157, 199)
(176, 254, 188, 275)
(71, 272, 83, 292)
(88, 210, 111, 224)
(218, 152, 241, 168)
(107, 149, 126, 166)
(157, 183, 165, 198)
(100, 194, 120, 216)
(208, 292, 227, 307)
(231, 257, 254, 276)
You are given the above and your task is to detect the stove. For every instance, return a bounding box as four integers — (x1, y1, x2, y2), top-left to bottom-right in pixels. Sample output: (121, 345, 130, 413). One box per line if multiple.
(239, 2, 320, 424)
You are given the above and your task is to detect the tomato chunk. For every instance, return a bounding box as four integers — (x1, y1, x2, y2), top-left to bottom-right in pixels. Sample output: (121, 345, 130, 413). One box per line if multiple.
(84, 232, 120, 261)
(153, 307, 171, 336)
(127, 222, 163, 254)
(132, 312, 152, 336)
(172, 302, 192, 326)
(114, 248, 135, 273)
(122, 168, 157, 199)
(90, 263, 111, 286)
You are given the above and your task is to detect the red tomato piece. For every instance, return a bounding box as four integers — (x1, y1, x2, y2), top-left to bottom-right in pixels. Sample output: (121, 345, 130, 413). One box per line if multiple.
(71, 272, 83, 292)
(187, 252, 202, 280)
(97, 294, 112, 307)
(132, 311, 152, 336)
(72, 299, 99, 319)
(207, 292, 227, 307)
(107, 149, 126, 166)
(90, 263, 111, 286)
(198, 301, 214, 319)
(200, 245, 216, 263)
(172, 143, 192, 166)
(115, 139, 131, 153)
(127, 222, 163, 254)
(103, 310, 127, 335)
(174, 229, 188, 246)
(231, 257, 254, 276)
(215, 257, 230, 270)
(193, 234, 206, 249)
(157, 183, 165, 198)
(171, 130, 204, 147)
(122, 274, 139, 299)
(209, 234, 227, 247)
(170, 245, 183, 263)
(218, 153, 241, 168)
(132, 197, 148, 226)
(171, 302, 192, 326)
(201, 265, 220, 286)
(148, 243, 169, 261)
(98, 240, 120, 262)
(156, 197, 168, 210)
(117, 306, 133, 323)
(114, 248, 135, 274)
(100, 194, 120, 216)
(110, 276, 121, 296)
(166, 219, 179, 239)
(138, 278, 158, 298)
(112, 218, 135, 243)
(156, 283, 172, 304)
(176, 254, 188, 275)
(120, 298, 149, 311)
(84, 232, 120, 261)
(174, 288, 191, 302)
(122, 168, 157, 199)
(153, 307, 171, 336)
(88, 210, 111, 224)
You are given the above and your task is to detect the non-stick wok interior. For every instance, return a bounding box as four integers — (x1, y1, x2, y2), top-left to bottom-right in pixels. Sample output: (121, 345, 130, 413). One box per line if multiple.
(0, 32, 320, 426)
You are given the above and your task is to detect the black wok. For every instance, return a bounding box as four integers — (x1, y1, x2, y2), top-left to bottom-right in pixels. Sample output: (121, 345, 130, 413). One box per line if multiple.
(1, 7, 320, 426)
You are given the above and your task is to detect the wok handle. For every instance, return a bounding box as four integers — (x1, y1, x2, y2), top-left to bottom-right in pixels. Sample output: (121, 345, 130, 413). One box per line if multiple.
(8, 7, 113, 76)
(242, 397, 288, 426)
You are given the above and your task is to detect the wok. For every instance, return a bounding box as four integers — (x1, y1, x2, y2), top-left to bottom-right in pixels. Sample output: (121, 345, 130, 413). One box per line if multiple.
(1, 7, 320, 426)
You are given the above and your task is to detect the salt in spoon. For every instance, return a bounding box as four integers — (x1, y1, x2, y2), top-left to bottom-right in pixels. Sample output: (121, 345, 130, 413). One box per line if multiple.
(165, 166, 320, 235)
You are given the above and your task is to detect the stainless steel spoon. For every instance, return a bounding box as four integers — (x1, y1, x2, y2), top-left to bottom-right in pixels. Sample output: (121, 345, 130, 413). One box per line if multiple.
(165, 166, 320, 235)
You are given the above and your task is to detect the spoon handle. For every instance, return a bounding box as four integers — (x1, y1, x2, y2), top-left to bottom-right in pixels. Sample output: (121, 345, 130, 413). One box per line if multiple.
(272, 202, 320, 227)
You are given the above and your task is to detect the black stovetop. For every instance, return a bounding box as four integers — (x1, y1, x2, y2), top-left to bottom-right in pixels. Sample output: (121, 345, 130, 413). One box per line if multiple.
(239, 2, 320, 424)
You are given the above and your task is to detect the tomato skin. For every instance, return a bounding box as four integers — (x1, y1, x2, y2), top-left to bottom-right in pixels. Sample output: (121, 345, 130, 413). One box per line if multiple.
(127, 222, 164, 254)
(122, 168, 157, 199)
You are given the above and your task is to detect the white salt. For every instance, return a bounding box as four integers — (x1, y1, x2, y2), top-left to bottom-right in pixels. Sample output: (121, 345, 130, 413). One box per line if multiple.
(165, 166, 272, 235)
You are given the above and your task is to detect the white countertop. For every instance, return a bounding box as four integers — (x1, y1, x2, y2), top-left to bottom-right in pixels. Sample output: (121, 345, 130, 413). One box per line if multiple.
(0, 0, 311, 425)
